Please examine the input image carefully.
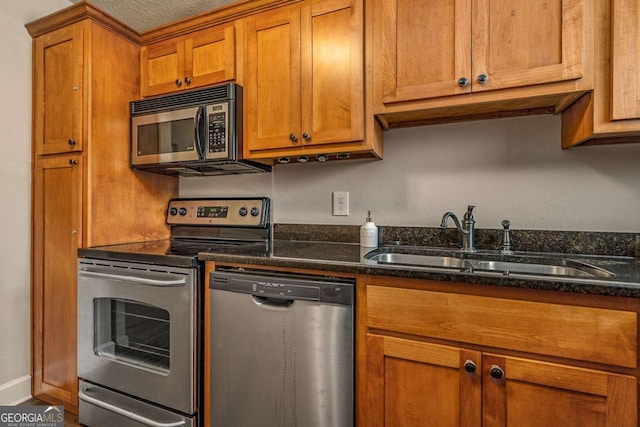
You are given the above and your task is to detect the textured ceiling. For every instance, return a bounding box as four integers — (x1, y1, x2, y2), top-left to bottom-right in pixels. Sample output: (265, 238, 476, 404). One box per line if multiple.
(69, 0, 238, 32)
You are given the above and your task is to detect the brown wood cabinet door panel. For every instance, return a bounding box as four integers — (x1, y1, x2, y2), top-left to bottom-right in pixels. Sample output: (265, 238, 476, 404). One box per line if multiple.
(141, 39, 185, 97)
(366, 285, 637, 367)
(32, 156, 82, 411)
(365, 334, 481, 427)
(245, 7, 301, 152)
(378, 0, 471, 103)
(185, 25, 236, 88)
(301, 0, 364, 145)
(472, 0, 584, 92)
(482, 354, 637, 427)
(34, 24, 84, 155)
(611, 0, 640, 120)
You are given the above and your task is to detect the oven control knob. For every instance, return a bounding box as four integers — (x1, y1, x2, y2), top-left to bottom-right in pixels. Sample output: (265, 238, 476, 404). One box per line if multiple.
(239, 207, 248, 216)
(250, 207, 260, 217)
(169, 207, 178, 216)
(179, 208, 187, 216)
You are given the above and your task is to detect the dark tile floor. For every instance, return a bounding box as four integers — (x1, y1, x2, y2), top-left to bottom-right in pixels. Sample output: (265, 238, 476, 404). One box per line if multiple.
(21, 398, 80, 426)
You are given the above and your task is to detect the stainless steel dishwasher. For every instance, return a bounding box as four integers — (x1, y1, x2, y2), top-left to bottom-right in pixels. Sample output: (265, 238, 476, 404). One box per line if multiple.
(210, 267, 354, 427)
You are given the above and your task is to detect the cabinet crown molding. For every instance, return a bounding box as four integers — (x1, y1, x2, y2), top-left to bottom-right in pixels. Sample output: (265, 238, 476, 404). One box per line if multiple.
(25, 0, 140, 44)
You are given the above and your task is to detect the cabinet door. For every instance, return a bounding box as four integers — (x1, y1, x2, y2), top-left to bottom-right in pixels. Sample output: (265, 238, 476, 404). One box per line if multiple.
(482, 354, 637, 427)
(141, 39, 186, 97)
(376, 0, 471, 103)
(32, 155, 83, 411)
(366, 334, 481, 427)
(300, 0, 364, 145)
(471, 0, 584, 92)
(33, 23, 84, 155)
(611, 0, 640, 120)
(244, 6, 302, 153)
(184, 25, 236, 90)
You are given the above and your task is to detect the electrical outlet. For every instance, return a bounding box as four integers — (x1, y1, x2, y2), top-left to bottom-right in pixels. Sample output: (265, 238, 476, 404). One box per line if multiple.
(332, 191, 349, 216)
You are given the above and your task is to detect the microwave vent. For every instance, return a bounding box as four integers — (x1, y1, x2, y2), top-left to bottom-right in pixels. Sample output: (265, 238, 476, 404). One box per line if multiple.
(131, 84, 238, 115)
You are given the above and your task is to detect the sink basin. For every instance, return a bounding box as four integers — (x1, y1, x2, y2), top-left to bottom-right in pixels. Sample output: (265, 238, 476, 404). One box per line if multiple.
(365, 250, 615, 279)
(367, 253, 467, 269)
(464, 259, 613, 279)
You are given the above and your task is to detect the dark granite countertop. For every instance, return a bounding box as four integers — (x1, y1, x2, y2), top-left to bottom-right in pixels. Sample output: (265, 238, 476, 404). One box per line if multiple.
(199, 239, 640, 298)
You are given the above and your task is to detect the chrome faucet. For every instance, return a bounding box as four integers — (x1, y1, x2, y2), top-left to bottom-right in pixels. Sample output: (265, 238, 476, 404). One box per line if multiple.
(441, 205, 477, 252)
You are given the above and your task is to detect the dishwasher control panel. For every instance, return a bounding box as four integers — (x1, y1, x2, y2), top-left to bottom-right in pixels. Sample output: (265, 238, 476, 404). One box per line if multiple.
(211, 269, 354, 305)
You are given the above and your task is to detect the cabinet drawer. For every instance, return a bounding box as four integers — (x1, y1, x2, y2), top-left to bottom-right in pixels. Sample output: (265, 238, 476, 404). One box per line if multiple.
(366, 285, 637, 368)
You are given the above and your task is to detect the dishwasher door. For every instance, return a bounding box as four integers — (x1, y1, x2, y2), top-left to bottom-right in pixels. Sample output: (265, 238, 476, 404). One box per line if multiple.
(210, 269, 354, 427)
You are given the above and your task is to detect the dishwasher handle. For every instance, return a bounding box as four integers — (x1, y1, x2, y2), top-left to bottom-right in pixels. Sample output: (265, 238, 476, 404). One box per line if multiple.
(251, 295, 295, 307)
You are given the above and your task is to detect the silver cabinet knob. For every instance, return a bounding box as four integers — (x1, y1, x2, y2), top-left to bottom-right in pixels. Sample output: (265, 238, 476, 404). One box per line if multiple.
(184, 76, 192, 85)
(175, 79, 182, 87)
(289, 134, 298, 143)
(68, 159, 79, 166)
(457, 77, 469, 87)
(477, 74, 488, 84)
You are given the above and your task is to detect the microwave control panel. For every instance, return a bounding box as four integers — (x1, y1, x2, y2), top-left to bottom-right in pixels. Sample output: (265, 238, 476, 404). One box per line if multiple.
(207, 103, 229, 158)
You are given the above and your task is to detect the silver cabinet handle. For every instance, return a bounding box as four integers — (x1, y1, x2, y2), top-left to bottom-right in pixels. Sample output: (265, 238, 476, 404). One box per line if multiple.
(79, 388, 186, 427)
(79, 268, 186, 287)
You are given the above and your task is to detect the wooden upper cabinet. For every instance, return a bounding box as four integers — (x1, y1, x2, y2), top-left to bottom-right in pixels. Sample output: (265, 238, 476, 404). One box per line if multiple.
(33, 22, 84, 155)
(244, 5, 301, 152)
(471, 0, 584, 93)
(244, 0, 365, 158)
(141, 24, 236, 97)
(376, 0, 588, 106)
(611, 0, 640, 120)
(380, 0, 471, 103)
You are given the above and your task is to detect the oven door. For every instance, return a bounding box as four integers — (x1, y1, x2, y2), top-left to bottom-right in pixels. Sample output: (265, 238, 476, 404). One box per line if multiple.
(77, 259, 197, 415)
(131, 106, 203, 166)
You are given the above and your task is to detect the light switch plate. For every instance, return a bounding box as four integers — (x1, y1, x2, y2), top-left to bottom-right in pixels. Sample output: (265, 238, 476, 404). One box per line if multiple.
(332, 191, 349, 216)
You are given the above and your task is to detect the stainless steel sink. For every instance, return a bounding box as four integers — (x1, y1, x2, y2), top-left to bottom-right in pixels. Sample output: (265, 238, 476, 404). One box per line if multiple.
(365, 250, 615, 279)
(464, 259, 613, 278)
(367, 253, 467, 269)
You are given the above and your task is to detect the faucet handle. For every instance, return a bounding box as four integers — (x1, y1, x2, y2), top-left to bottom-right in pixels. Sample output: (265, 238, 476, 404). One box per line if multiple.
(464, 205, 476, 221)
(500, 219, 513, 253)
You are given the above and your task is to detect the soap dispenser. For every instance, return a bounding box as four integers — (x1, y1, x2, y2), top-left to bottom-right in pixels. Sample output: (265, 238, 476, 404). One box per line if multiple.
(360, 210, 378, 248)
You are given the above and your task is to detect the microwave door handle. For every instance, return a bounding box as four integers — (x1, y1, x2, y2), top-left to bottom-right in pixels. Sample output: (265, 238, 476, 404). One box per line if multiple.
(195, 105, 206, 160)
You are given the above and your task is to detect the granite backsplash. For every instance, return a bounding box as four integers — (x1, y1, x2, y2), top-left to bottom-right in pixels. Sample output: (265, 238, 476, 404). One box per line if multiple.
(273, 224, 640, 258)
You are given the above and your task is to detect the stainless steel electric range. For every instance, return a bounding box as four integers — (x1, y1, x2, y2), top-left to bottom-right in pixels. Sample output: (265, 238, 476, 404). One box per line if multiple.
(77, 197, 270, 427)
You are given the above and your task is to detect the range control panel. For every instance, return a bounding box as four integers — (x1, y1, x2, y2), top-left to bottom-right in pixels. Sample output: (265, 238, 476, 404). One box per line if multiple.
(166, 198, 270, 227)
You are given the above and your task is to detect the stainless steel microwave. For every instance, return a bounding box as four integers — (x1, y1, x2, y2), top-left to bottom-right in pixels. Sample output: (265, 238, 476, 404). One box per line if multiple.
(130, 83, 271, 176)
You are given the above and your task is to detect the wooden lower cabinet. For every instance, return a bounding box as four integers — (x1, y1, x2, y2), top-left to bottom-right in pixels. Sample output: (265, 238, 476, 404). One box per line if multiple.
(31, 155, 83, 411)
(358, 276, 639, 427)
(365, 335, 481, 426)
(365, 334, 637, 427)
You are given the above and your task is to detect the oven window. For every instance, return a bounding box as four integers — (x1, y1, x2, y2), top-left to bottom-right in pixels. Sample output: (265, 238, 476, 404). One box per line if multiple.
(137, 118, 195, 155)
(93, 298, 170, 373)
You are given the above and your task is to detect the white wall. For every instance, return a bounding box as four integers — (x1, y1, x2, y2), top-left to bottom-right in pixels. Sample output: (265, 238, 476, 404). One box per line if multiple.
(0, 0, 71, 405)
(181, 114, 640, 233)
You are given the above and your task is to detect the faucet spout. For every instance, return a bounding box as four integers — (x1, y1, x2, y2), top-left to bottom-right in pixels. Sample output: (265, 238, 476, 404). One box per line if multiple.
(440, 212, 468, 235)
(440, 205, 477, 252)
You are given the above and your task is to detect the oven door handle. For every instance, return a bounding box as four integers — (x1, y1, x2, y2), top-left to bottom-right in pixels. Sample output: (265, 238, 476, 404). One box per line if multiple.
(79, 388, 186, 427)
(79, 268, 186, 287)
